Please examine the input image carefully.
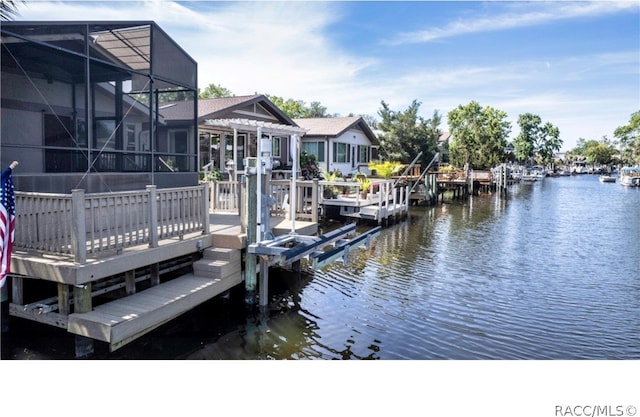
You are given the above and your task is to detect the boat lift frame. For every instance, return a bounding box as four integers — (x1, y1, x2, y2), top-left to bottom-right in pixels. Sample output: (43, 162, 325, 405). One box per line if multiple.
(248, 223, 381, 270)
(244, 130, 381, 306)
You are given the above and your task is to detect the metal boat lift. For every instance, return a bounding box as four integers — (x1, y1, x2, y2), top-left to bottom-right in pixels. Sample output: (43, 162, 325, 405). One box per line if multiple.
(249, 223, 381, 270)
(244, 130, 381, 306)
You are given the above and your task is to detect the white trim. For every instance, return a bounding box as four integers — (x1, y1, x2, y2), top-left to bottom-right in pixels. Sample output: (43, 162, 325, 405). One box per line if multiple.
(204, 118, 307, 136)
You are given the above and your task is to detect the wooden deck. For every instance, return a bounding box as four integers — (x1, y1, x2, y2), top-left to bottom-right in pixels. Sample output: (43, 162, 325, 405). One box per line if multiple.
(210, 212, 317, 249)
(68, 272, 242, 351)
(63, 215, 315, 351)
(67, 245, 243, 351)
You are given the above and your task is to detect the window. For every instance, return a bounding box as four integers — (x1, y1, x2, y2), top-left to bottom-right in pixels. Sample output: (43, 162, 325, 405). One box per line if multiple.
(333, 142, 350, 163)
(302, 141, 325, 162)
(272, 136, 281, 157)
(358, 145, 370, 163)
(169, 129, 188, 154)
(44, 114, 74, 147)
(224, 133, 246, 171)
(95, 119, 116, 151)
(125, 124, 137, 151)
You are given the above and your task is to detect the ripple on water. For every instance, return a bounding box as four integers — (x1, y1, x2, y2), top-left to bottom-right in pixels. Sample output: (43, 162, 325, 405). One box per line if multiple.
(291, 177, 640, 359)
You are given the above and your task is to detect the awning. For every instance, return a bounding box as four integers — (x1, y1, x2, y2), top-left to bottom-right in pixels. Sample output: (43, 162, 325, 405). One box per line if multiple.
(204, 118, 307, 136)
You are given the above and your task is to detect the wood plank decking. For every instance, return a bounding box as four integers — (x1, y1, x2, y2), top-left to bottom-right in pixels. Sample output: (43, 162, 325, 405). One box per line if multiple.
(68, 272, 242, 351)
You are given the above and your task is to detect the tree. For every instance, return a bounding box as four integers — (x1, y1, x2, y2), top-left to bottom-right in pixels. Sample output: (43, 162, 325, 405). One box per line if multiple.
(614, 111, 640, 166)
(537, 122, 561, 165)
(199, 83, 234, 99)
(583, 140, 617, 165)
(514, 113, 562, 165)
(1, 0, 24, 21)
(266, 95, 311, 119)
(307, 101, 328, 118)
(447, 101, 511, 170)
(376, 100, 440, 166)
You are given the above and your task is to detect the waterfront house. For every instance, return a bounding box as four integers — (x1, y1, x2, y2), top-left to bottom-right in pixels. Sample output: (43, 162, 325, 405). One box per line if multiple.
(160, 95, 301, 178)
(293, 116, 379, 176)
(0, 21, 241, 357)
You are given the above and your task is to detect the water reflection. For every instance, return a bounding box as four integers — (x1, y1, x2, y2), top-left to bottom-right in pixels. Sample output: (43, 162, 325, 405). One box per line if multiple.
(3, 176, 639, 360)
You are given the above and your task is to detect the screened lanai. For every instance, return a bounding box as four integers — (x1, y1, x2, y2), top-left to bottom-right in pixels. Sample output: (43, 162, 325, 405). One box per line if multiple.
(1, 21, 198, 193)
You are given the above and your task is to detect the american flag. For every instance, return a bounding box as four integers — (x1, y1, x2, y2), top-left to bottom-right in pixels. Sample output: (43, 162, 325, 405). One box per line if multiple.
(1, 167, 16, 289)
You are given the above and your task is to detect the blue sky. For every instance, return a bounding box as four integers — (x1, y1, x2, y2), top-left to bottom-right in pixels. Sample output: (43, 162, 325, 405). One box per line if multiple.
(14, 1, 639, 151)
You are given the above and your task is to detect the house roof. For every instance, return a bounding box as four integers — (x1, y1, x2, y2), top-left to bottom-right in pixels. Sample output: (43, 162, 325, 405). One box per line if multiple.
(293, 116, 379, 145)
(159, 94, 297, 127)
(438, 131, 451, 143)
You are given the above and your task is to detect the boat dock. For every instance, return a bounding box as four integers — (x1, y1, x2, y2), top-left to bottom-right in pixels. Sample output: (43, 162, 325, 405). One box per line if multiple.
(318, 179, 409, 225)
(4, 151, 505, 358)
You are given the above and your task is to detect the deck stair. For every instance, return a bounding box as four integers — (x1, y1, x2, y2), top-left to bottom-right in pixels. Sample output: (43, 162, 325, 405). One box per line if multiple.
(67, 247, 243, 351)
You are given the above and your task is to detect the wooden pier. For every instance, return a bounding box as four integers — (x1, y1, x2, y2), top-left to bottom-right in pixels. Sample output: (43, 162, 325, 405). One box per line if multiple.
(318, 179, 409, 225)
(5, 162, 430, 356)
(6, 183, 318, 356)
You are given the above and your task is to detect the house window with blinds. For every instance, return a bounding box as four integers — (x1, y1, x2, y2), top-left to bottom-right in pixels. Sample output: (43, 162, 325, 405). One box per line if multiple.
(333, 142, 350, 163)
(357, 145, 370, 163)
(302, 141, 325, 162)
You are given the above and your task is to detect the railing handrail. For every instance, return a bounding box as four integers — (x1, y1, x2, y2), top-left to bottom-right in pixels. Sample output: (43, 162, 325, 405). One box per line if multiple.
(14, 184, 208, 264)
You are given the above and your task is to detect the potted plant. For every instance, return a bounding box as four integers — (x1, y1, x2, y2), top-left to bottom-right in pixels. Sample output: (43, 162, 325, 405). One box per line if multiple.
(355, 175, 371, 199)
(322, 169, 341, 198)
(368, 160, 404, 179)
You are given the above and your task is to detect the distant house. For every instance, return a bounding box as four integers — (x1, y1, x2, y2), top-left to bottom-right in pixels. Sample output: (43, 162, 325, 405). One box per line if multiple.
(1, 21, 199, 193)
(293, 116, 379, 176)
(160, 95, 301, 176)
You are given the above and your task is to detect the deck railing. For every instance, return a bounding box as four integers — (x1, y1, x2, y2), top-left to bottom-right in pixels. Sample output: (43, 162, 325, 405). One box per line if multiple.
(14, 184, 209, 264)
(210, 178, 318, 223)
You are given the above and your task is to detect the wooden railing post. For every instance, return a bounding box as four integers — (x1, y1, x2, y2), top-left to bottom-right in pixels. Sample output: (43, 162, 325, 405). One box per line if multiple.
(201, 183, 210, 234)
(210, 179, 217, 212)
(71, 189, 87, 264)
(312, 179, 319, 223)
(147, 185, 158, 248)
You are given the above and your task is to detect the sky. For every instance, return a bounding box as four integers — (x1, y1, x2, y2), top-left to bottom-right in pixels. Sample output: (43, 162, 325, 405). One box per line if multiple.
(12, 0, 640, 152)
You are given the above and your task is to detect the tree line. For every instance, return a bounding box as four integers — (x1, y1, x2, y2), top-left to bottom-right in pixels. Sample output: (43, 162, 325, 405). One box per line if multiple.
(201, 83, 640, 169)
(4, 2, 638, 169)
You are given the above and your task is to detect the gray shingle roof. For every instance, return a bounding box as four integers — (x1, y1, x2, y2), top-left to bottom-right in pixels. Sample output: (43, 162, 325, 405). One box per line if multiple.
(159, 94, 296, 127)
(293, 116, 379, 145)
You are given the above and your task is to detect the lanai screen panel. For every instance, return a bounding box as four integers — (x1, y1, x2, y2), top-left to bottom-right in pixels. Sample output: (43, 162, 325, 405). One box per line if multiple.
(2, 22, 198, 192)
(151, 25, 197, 91)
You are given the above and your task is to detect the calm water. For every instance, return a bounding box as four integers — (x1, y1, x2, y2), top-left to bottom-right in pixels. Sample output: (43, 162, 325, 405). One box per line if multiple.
(2, 175, 639, 359)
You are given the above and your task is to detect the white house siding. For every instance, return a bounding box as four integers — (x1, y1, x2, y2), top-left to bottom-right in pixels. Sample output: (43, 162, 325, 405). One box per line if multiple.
(328, 128, 372, 176)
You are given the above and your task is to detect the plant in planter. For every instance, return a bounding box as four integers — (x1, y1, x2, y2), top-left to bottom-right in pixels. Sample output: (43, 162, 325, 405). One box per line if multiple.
(368, 160, 404, 179)
(355, 175, 371, 198)
(322, 169, 342, 198)
(300, 151, 321, 180)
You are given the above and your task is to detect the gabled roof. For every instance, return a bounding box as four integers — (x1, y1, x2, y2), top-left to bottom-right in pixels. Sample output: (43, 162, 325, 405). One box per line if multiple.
(438, 131, 451, 143)
(159, 94, 297, 127)
(293, 116, 379, 145)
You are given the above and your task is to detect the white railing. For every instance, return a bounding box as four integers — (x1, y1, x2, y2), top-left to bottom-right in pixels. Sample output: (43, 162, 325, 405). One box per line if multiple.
(210, 180, 239, 213)
(210, 178, 318, 223)
(14, 184, 209, 264)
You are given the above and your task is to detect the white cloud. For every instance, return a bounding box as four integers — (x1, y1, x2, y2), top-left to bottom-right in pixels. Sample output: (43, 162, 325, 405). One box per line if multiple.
(12, 1, 639, 151)
(386, 1, 638, 45)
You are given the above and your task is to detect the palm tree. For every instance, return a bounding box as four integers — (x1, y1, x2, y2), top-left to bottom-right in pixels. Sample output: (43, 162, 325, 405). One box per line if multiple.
(1, 0, 24, 21)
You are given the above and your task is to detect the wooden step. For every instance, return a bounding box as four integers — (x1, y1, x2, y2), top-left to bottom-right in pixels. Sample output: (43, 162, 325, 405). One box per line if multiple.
(211, 226, 246, 249)
(67, 272, 242, 351)
(202, 247, 241, 261)
(193, 258, 241, 278)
